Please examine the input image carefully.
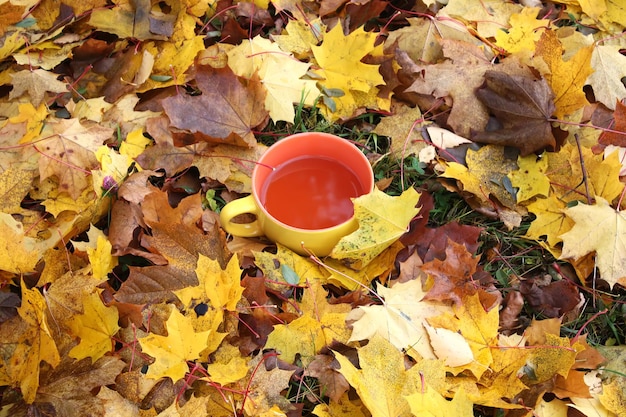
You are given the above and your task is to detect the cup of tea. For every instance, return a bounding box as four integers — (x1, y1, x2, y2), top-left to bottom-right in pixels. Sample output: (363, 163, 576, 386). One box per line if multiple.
(219, 132, 374, 256)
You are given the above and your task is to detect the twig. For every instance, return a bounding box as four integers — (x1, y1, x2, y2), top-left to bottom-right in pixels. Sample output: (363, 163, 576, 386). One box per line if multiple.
(573, 133, 592, 205)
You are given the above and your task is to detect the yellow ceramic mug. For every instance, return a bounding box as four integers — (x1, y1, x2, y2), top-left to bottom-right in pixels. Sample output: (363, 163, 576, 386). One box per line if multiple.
(219, 132, 374, 256)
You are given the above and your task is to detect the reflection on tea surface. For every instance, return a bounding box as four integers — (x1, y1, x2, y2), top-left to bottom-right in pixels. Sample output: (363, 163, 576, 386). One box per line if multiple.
(261, 156, 364, 229)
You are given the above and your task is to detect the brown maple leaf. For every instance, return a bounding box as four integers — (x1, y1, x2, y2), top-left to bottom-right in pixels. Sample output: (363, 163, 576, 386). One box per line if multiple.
(115, 191, 230, 304)
(422, 239, 500, 309)
(162, 65, 269, 148)
(472, 70, 556, 156)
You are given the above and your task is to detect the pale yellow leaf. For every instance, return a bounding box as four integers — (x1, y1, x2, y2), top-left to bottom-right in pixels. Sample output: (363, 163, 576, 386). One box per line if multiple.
(330, 187, 420, 269)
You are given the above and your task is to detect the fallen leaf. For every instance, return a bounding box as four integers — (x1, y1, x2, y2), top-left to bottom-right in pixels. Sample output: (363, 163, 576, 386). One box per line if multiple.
(347, 279, 450, 360)
(68, 291, 120, 363)
(9, 69, 67, 106)
(242, 353, 295, 416)
(311, 24, 386, 120)
(599, 100, 626, 147)
(140, 306, 210, 381)
(405, 385, 474, 417)
(385, 16, 484, 65)
(507, 153, 551, 203)
(227, 35, 320, 123)
(373, 104, 428, 158)
(3, 281, 61, 403)
(560, 197, 626, 289)
(204, 343, 249, 386)
(427, 293, 498, 379)
(424, 323, 474, 367)
(174, 255, 243, 312)
(254, 244, 326, 289)
(97, 386, 140, 416)
(441, 145, 518, 208)
(405, 40, 533, 138)
(161, 65, 269, 147)
(87, 0, 169, 41)
(439, 0, 522, 38)
(534, 30, 594, 119)
(36, 356, 126, 416)
(115, 192, 229, 304)
(519, 278, 582, 318)
(494, 7, 550, 54)
(545, 142, 624, 205)
(473, 70, 556, 156)
(270, 19, 322, 59)
(422, 239, 499, 309)
(38, 118, 114, 199)
(334, 334, 437, 417)
(266, 280, 351, 365)
(305, 355, 350, 403)
(586, 44, 626, 110)
(330, 187, 420, 269)
(311, 394, 369, 417)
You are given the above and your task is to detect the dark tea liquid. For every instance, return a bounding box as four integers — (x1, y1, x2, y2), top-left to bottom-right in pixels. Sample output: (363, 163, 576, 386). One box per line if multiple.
(261, 156, 364, 229)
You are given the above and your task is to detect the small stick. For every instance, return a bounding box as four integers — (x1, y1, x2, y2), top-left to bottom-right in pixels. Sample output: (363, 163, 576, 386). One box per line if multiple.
(574, 133, 592, 205)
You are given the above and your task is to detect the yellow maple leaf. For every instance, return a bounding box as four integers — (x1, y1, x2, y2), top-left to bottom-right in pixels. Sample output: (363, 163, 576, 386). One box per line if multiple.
(266, 280, 351, 365)
(204, 343, 249, 386)
(227, 35, 319, 123)
(495, 7, 551, 54)
(524, 333, 582, 384)
(508, 153, 550, 203)
(42, 186, 98, 218)
(534, 30, 594, 119)
(136, 37, 207, 92)
(68, 291, 120, 363)
(441, 145, 518, 208)
(525, 195, 574, 251)
(120, 128, 151, 160)
(13, 41, 81, 71)
(8, 102, 48, 144)
(0, 212, 63, 274)
(312, 397, 369, 417)
(334, 334, 445, 417)
(322, 241, 404, 290)
(254, 244, 326, 287)
(440, 0, 522, 38)
(372, 105, 428, 158)
(140, 306, 210, 381)
(177, 254, 244, 312)
(543, 142, 624, 205)
(15, 280, 61, 403)
(311, 24, 386, 121)
(0, 30, 26, 62)
(330, 187, 420, 269)
(427, 293, 498, 379)
(347, 279, 450, 360)
(271, 19, 323, 59)
(405, 386, 473, 417)
(560, 196, 626, 289)
(71, 225, 118, 282)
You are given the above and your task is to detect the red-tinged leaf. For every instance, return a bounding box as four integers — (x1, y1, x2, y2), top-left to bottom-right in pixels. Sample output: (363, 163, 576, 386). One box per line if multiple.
(473, 70, 556, 156)
(422, 239, 500, 309)
(599, 100, 626, 147)
(162, 65, 269, 147)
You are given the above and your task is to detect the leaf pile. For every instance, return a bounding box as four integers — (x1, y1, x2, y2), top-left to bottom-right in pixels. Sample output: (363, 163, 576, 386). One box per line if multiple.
(1, 0, 626, 416)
